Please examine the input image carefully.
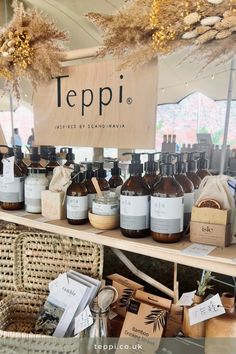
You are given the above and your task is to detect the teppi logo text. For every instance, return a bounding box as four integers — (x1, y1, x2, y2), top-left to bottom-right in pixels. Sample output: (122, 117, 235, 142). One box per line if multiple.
(54, 74, 132, 116)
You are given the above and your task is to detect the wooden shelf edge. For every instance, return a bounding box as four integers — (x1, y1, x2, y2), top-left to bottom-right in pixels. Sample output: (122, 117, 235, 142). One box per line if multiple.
(0, 210, 236, 277)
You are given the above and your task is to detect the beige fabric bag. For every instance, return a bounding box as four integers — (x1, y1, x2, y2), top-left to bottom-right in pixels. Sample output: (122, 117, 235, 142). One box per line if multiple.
(49, 166, 72, 193)
(195, 175, 235, 210)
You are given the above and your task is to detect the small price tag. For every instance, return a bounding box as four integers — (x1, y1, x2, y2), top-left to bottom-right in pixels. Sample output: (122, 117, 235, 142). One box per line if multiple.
(3, 156, 14, 183)
(181, 243, 216, 257)
(188, 294, 225, 326)
(74, 305, 94, 335)
(177, 291, 196, 307)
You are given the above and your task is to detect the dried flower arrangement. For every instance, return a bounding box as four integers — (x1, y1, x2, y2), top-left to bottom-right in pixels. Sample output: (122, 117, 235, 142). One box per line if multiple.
(86, 0, 236, 69)
(0, 0, 68, 98)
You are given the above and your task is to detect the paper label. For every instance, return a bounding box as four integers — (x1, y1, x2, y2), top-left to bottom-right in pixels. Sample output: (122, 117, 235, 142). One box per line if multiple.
(92, 201, 119, 216)
(25, 184, 47, 204)
(120, 195, 150, 230)
(67, 196, 88, 220)
(0, 176, 24, 202)
(2, 156, 14, 183)
(177, 291, 196, 306)
(88, 193, 96, 209)
(184, 192, 194, 213)
(181, 243, 216, 257)
(188, 294, 225, 326)
(151, 196, 184, 233)
(74, 305, 94, 335)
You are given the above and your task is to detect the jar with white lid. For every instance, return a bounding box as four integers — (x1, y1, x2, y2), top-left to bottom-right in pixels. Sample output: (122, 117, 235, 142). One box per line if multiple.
(25, 167, 49, 213)
(92, 194, 119, 216)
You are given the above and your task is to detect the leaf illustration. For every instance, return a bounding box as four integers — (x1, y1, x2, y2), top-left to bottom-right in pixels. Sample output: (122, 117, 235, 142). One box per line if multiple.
(118, 288, 133, 308)
(144, 309, 167, 333)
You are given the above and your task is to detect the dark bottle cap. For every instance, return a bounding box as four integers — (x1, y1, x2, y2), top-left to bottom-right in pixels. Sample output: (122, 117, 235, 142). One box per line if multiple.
(30, 147, 41, 163)
(122, 153, 143, 175)
(111, 161, 121, 177)
(187, 152, 197, 172)
(175, 153, 187, 174)
(144, 153, 159, 174)
(48, 147, 57, 162)
(66, 148, 75, 163)
(85, 163, 95, 180)
(160, 154, 175, 176)
(15, 146, 24, 160)
(40, 145, 53, 160)
(197, 152, 209, 170)
(95, 162, 107, 179)
(8, 147, 14, 157)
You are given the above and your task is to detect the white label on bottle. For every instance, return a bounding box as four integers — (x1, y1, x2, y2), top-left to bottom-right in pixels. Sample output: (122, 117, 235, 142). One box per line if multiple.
(184, 192, 194, 213)
(88, 193, 96, 209)
(188, 294, 225, 326)
(151, 196, 184, 233)
(92, 201, 119, 216)
(67, 196, 88, 220)
(25, 184, 48, 211)
(120, 195, 150, 230)
(0, 176, 24, 202)
(2, 157, 14, 183)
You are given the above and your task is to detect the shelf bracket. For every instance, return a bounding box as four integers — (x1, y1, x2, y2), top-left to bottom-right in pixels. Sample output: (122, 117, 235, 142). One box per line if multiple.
(111, 248, 175, 300)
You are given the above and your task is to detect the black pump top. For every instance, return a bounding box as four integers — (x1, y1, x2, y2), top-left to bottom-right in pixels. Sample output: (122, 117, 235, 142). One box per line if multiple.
(123, 153, 143, 175)
(95, 162, 107, 179)
(8, 147, 14, 157)
(160, 154, 175, 176)
(175, 153, 187, 174)
(111, 161, 121, 177)
(85, 163, 95, 180)
(144, 153, 159, 174)
(66, 148, 75, 163)
(197, 152, 209, 170)
(187, 152, 197, 172)
(15, 146, 24, 160)
(30, 147, 41, 163)
(48, 147, 57, 162)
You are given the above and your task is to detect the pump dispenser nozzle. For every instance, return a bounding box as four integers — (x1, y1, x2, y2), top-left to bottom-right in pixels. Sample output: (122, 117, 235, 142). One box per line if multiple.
(48, 147, 57, 162)
(66, 148, 75, 163)
(144, 153, 159, 174)
(198, 152, 209, 170)
(122, 153, 143, 175)
(95, 162, 107, 179)
(85, 162, 95, 180)
(176, 153, 187, 174)
(111, 161, 121, 177)
(30, 147, 41, 164)
(160, 154, 176, 176)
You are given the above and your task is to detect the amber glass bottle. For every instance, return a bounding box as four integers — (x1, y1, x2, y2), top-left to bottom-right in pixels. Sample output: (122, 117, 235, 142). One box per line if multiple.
(151, 155, 184, 243)
(94, 162, 110, 192)
(175, 153, 194, 228)
(46, 147, 60, 180)
(143, 153, 160, 190)
(0, 148, 24, 210)
(67, 170, 88, 225)
(120, 153, 150, 238)
(186, 152, 202, 189)
(64, 148, 75, 167)
(15, 146, 28, 175)
(196, 152, 211, 179)
(85, 163, 96, 209)
(109, 161, 123, 191)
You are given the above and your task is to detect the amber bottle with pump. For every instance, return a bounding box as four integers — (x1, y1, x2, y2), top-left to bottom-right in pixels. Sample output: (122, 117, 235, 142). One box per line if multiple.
(15, 146, 28, 175)
(94, 162, 109, 192)
(29, 147, 43, 168)
(196, 152, 211, 179)
(186, 152, 202, 190)
(120, 153, 150, 238)
(0, 147, 24, 210)
(143, 153, 160, 190)
(67, 169, 88, 225)
(109, 161, 123, 191)
(46, 147, 60, 180)
(175, 153, 194, 228)
(64, 148, 75, 167)
(151, 155, 184, 243)
(85, 163, 96, 209)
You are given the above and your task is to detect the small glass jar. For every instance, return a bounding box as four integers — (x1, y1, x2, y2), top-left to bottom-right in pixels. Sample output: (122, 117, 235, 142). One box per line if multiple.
(92, 194, 119, 216)
(25, 168, 49, 213)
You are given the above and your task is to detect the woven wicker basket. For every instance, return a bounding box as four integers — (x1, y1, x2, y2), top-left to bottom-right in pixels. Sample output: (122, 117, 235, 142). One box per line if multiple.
(0, 225, 104, 353)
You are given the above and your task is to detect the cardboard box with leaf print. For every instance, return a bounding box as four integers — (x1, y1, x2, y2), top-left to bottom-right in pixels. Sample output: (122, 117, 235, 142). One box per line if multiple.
(106, 274, 144, 317)
(117, 290, 172, 354)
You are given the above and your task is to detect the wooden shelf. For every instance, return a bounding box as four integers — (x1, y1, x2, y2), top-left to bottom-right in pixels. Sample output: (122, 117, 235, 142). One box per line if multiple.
(0, 209, 236, 277)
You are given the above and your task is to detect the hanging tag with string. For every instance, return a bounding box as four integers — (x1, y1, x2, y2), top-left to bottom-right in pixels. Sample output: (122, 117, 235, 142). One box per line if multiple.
(3, 156, 14, 183)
